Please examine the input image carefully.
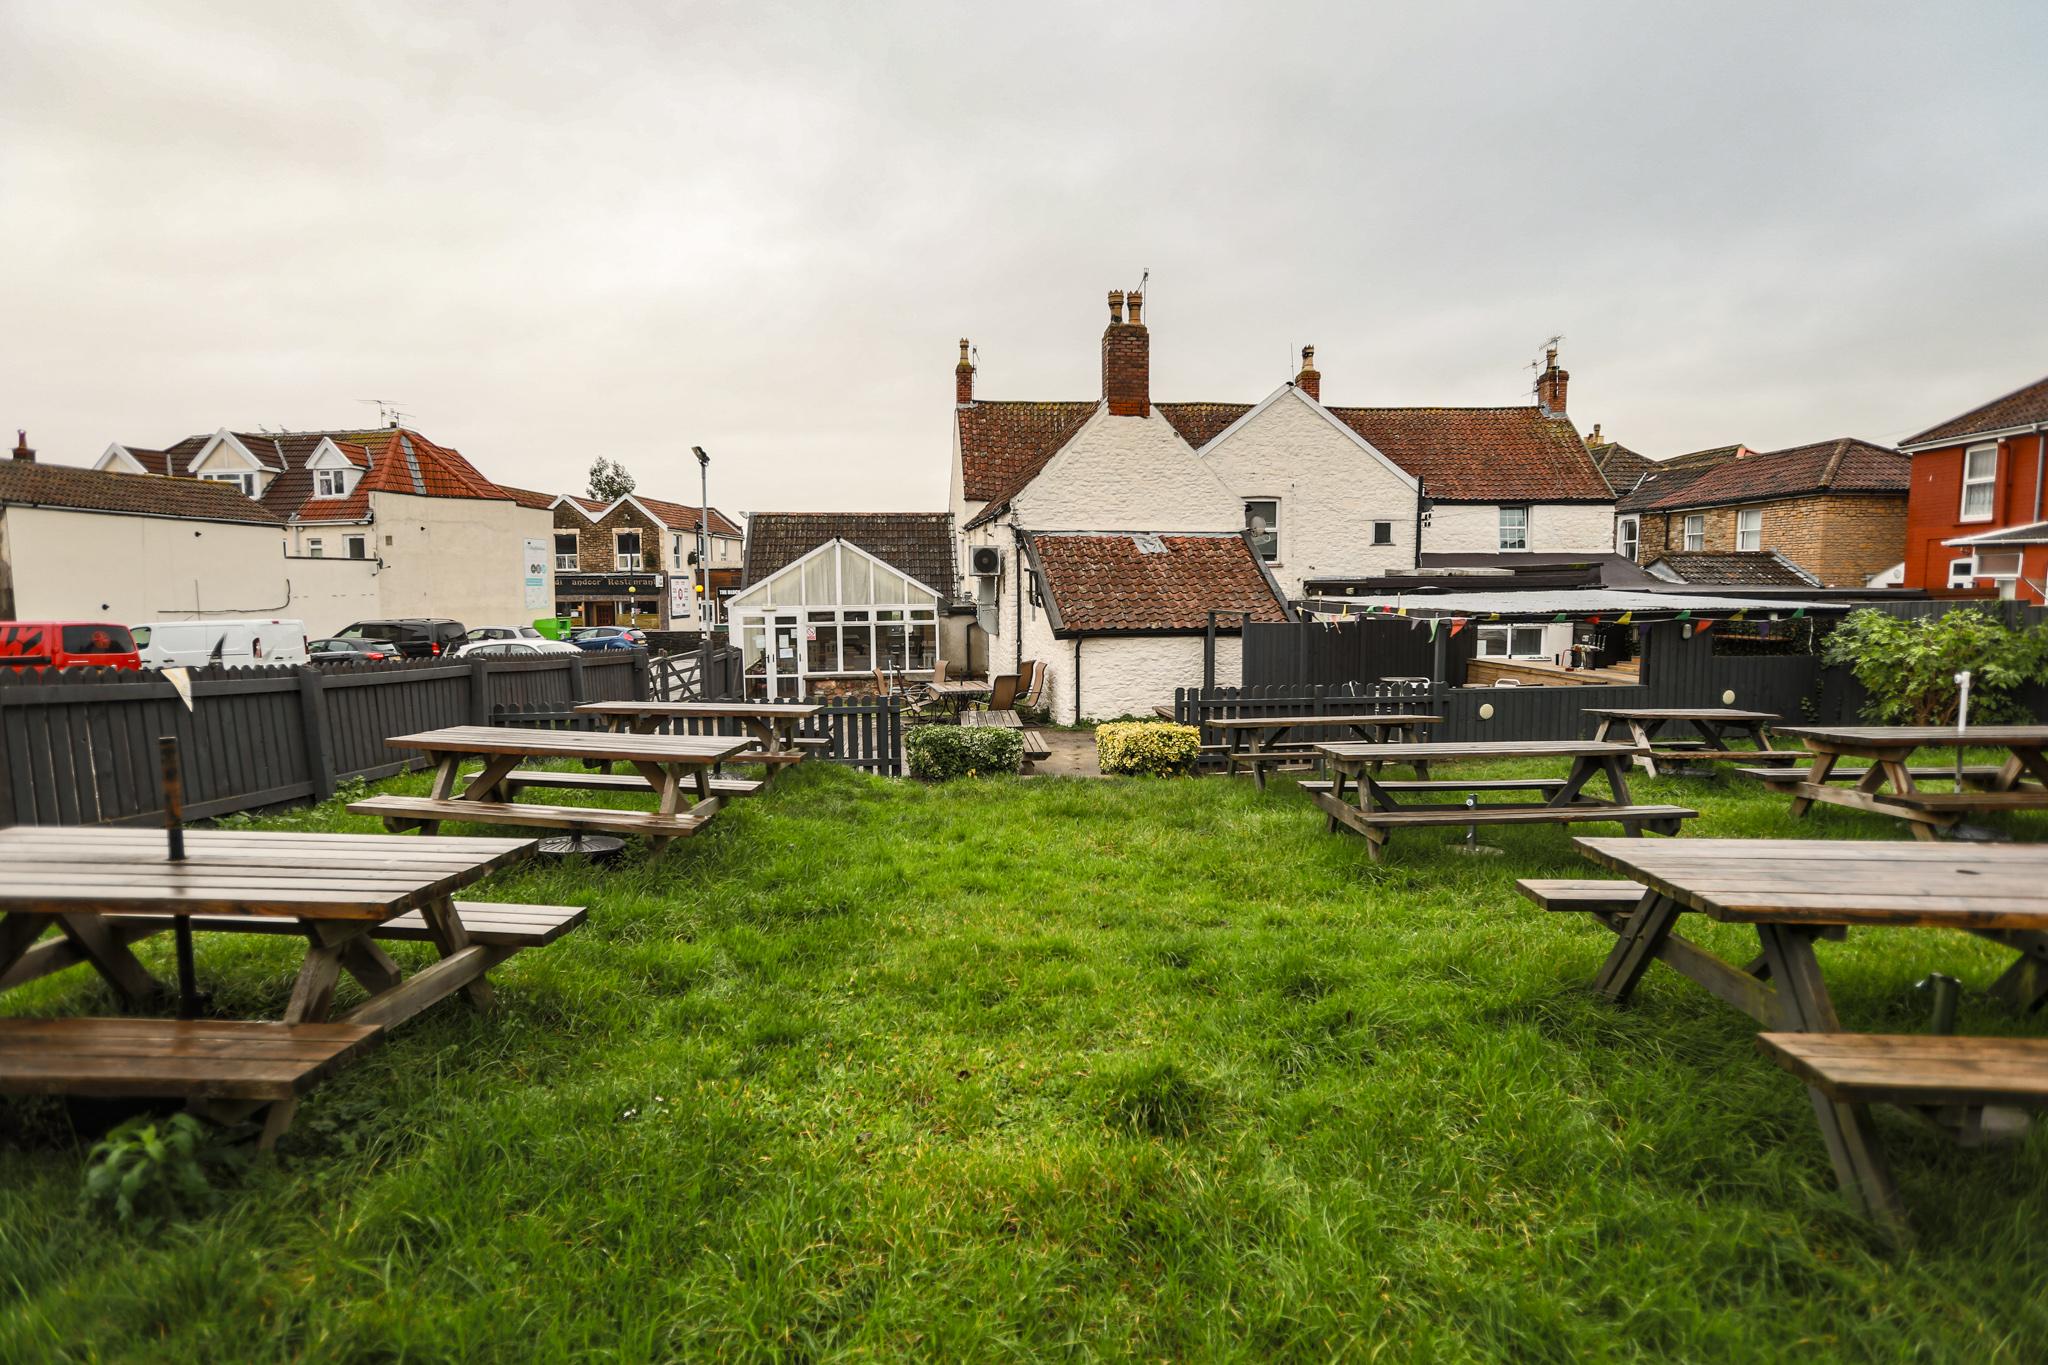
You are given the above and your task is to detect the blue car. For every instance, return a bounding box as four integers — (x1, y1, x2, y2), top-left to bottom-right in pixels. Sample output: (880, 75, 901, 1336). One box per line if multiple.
(570, 626, 646, 652)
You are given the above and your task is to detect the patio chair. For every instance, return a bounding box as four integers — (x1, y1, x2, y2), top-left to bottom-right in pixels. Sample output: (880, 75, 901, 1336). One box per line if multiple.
(985, 673, 1022, 711)
(1018, 660, 1047, 711)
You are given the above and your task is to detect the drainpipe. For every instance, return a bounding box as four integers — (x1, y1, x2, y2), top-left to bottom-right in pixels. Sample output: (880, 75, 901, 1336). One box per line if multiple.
(1072, 637, 1082, 724)
(1012, 522, 1025, 675)
(2034, 429, 2045, 523)
(1413, 480, 1429, 570)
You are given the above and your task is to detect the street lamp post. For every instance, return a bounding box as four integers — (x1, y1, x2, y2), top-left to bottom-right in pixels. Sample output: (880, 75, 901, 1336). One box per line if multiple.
(692, 445, 714, 697)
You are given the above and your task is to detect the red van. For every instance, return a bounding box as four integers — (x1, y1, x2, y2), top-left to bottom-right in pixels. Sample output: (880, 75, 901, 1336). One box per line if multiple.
(0, 621, 143, 671)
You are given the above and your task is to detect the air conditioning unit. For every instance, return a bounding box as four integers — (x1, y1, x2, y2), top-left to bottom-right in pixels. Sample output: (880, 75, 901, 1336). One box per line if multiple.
(970, 546, 1002, 577)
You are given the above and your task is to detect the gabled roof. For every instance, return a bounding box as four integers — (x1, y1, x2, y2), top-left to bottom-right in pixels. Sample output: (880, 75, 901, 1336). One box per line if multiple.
(1156, 403, 1255, 449)
(547, 492, 742, 538)
(1614, 444, 1750, 513)
(1646, 550, 1821, 588)
(0, 462, 285, 526)
(957, 400, 1101, 506)
(744, 513, 957, 600)
(497, 485, 564, 511)
(1022, 530, 1292, 635)
(1632, 438, 1907, 512)
(1323, 406, 1612, 502)
(1903, 374, 2048, 449)
(1588, 439, 1655, 495)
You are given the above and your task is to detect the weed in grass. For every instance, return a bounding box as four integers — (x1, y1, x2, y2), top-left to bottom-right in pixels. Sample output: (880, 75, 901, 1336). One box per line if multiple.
(1094, 1055, 1214, 1138)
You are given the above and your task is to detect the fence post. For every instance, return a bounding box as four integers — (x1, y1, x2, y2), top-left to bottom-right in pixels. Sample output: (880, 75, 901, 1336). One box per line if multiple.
(467, 655, 492, 725)
(632, 647, 652, 701)
(568, 651, 587, 707)
(296, 667, 337, 802)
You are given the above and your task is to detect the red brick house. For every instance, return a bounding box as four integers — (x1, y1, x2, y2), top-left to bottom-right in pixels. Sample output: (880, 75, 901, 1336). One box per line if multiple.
(520, 492, 743, 630)
(1898, 373, 2048, 603)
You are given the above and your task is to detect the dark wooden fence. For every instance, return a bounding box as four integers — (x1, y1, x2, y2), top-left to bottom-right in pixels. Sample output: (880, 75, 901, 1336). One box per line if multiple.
(649, 646, 744, 702)
(492, 694, 906, 776)
(0, 652, 646, 827)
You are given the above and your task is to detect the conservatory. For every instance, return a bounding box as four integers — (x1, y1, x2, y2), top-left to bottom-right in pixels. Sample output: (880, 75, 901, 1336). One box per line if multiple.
(725, 537, 942, 698)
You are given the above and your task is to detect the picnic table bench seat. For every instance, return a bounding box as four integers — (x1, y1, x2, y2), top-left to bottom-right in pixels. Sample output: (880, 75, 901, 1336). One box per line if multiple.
(503, 769, 766, 800)
(352, 794, 719, 837)
(1300, 777, 1568, 796)
(963, 708, 1052, 762)
(0, 1017, 384, 1147)
(1516, 878, 1648, 914)
(1757, 1032, 2048, 1110)
(1736, 763, 2008, 788)
(1341, 804, 1696, 832)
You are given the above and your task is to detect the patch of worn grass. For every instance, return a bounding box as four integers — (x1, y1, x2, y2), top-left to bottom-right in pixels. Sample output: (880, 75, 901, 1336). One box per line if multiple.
(1, 755, 2046, 1360)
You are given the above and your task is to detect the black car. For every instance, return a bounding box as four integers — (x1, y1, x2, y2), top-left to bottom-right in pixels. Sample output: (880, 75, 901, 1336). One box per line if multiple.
(334, 618, 466, 659)
(308, 637, 399, 665)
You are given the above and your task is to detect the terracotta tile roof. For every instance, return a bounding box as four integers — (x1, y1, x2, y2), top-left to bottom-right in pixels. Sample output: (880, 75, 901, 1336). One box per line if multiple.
(495, 484, 562, 511)
(1613, 444, 1749, 512)
(1634, 438, 1907, 512)
(744, 513, 957, 599)
(1647, 551, 1820, 587)
(1324, 406, 1611, 501)
(0, 462, 284, 525)
(115, 447, 176, 476)
(1904, 374, 2048, 448)
(1588, 440, 1655, 495)
(1156, 402, 1254, 449)
(628, 495, 743, 539)
(112, 427, 517, 521)
(957, 401, 1099, 504)
(1025, 531, 1290, 634)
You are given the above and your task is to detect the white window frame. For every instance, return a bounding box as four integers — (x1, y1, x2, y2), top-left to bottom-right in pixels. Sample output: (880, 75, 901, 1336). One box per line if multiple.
(202, 471, 258, 498)
(1947, 557, 1977, 589)
(1977, 550, 2023, 581)
(555, 533, 579, 571)
(1243, 498, 1281, 563)
(307, 537, 324, 558)
(1736, 508, 1762, 552)
(314, 468, 349, 498)
(346, 534, 368, 560)
(614, 529, 643, 571)
(1476, 624, 1545, 658)
(1498, 506, 1529, 552)
(1683, 514, 1706, 552)
(673, 534, 687, 570)
(1616, 515, 1639, 561)
(1961, 443, 1998, 522)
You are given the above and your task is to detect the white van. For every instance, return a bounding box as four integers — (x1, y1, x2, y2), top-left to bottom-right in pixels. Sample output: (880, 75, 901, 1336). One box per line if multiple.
(132, 619, 310, 669)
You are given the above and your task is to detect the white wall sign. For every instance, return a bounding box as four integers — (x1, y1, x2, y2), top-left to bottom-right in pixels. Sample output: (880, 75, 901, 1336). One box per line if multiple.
(523, 539, 549, 611)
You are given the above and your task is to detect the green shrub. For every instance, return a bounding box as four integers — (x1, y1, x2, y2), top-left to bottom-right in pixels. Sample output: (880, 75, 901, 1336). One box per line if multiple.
(1096, 721, 1201, 776)
(1822, 607, 2048, 725)
(906, 724, 1024, 780)
(80, 1114, 240, 1228)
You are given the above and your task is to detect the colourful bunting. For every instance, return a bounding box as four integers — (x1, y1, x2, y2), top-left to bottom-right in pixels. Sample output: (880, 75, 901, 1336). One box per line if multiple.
(1694, 618, 1715, 635)
(1616, 611, 1633, 626)
(1449, 618, 1467, 638)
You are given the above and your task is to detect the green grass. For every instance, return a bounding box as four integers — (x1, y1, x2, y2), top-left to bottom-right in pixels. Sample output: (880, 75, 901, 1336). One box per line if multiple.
(4, 757, 2047, 1361)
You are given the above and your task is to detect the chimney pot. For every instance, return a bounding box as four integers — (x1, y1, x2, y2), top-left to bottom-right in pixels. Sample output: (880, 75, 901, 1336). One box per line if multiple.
(1126, 291, 1143, 326)
(1101, 288, 1149, 417)
(1536, 346, 1570, 418)
(1295, 345, 1321, 402)
(1107, 290, 1125, 325)
(11, 430, 33, 463)
(1588, 422, 1603, 445)
(955, 337, 975, 407)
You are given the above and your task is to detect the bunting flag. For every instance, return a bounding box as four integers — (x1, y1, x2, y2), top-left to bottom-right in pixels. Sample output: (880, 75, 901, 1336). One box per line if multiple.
(1791, 607, 1806, 619)
(1615, 611, 1634, 626)
(1676, 609, 1692, 621)
(1588, 615, 1602, 626)
(1552, 612, 1568, 622)
(1487, 613, 1502, 621)
(1427, 618, 1439, 641)
(1694, 618, 1715, 635)
(1730, 608, 1747, 622)
(1449, 617, 1468, 638)
(1396, 605, 1409, 617)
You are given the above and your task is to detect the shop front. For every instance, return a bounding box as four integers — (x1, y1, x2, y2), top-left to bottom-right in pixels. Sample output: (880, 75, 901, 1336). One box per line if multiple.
(553, 571, 664, 630)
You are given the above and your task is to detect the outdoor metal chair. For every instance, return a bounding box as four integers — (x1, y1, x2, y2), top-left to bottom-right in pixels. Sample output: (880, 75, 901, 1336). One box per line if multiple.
(985, 673, 1021, 711)
(1018, 660, 1047, 711)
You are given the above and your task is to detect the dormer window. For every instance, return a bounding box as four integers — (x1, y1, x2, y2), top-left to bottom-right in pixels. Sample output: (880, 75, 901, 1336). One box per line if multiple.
(315, 468, 350, 498)
(202, 471, 258, 498)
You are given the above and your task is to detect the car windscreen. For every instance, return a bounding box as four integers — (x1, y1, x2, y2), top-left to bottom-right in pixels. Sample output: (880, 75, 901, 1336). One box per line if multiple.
(342, 622, 424, 640)
(62, 625, 135, 654)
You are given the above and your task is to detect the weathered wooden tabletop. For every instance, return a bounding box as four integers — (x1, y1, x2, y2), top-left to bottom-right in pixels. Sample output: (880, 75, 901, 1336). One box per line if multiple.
(574, 701, 821, 720)
(386, 725, 753, 764)
(1772, 725, 2048, 750)
(1316, 739, 1639, 764)
(1208, 713, 1440, 730)
(1584, 707, 1781, 723)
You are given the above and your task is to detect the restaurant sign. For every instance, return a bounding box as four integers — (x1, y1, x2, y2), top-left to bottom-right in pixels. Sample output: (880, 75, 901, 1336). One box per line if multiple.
(554, 572, 662, 596)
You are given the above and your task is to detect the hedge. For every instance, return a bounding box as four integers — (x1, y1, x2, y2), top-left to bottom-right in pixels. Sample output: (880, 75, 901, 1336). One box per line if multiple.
(906, 725, 1024, 780)
(1096, 721, 1201, 776)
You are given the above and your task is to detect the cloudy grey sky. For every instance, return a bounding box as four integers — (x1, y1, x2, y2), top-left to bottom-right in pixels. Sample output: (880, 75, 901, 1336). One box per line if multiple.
(6, 1, 2046, 515)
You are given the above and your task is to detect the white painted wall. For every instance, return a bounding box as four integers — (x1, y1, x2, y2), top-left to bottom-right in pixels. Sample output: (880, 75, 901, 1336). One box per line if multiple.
(1426, 502, 1617, 555)
(1012, 409, 1241, 531)
(362, 492, 556, 630)
(279, 557, 381, 636)
(1200, 390, 1417, 596)
(0, 505, 288, 625)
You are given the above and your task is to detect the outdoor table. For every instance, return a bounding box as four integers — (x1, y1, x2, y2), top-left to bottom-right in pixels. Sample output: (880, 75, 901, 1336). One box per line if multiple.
(1559, 836, 2048, 1233)
(1584, 705, 1787, 777)
(1207, 713, 1440, 790)
(1308, 739, 1695, 861)
(355, 725, 753, 852)
(575, 699, 821, 756)
(1770, 725, 2048, 839)
(926, 679, 992, 718)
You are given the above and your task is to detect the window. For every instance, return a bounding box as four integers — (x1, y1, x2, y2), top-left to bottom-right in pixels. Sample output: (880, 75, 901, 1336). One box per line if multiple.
(555, 533, 579, 570)
(1617, 516, 1640, 561)
(1371, 520, 1394, 547)
(673, 535, 687, 570)
(307, 538, 324, 558)
(807, 611, 840, 673)
(1979, 550, 2023, 580)
(1498, 506, 1529, 551)
(314, 468, 348, 497)
(202, 471, 257, 497)
(1736, 508, 1762, 552)
(1244, 500, 1280, 561)
(1476, 624, 1545, 658)
(1683, 514, 1705, 551)
(1947, 558, 1976, 589)
(839, 609, 874, 671)
(1962, 444, 1998, 520)
(615, 530, 642, 570)
(346, 535, 367, 560)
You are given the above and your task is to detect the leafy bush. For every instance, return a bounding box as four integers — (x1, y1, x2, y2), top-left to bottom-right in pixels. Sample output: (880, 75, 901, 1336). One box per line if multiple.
(80, 1113, 240, 1228)
(1822, 607, 2048, 725)
(1096, 721, 1201, 776)
(906, 724, 1024, 779)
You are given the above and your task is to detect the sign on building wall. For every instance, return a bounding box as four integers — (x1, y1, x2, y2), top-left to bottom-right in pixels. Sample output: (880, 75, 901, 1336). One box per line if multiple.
(668, 573, 694, 623)
(523, 539, 549, 611)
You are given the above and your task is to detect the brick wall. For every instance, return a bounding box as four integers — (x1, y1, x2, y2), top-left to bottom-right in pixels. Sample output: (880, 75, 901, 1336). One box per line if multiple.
(1638, 493, 1906, 586)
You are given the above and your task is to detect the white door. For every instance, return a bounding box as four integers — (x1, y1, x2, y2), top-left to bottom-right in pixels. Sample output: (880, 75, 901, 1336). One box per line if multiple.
(768, 612, 803, 700)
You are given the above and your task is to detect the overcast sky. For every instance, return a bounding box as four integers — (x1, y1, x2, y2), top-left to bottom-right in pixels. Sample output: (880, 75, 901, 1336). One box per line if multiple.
(6, 1, 2046, 515)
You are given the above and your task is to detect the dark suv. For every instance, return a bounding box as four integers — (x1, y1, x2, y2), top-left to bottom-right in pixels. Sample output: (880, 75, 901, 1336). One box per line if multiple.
(334, 618, 466, 660)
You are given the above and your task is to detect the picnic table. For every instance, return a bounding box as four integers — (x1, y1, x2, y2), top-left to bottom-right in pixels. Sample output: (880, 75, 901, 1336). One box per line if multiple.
(1585, 705, 1788, 777)
(926, 679, 992, 718)
(351, 725, 753, 852)
(0, 826, 572, 1146)
(573, 700, 826, 785)
(1206, 713, 1440, 790)
(1525, 837, 2048, 1235)
(1769, 725, 2048, 839)
(1305, 739, 1697, 862)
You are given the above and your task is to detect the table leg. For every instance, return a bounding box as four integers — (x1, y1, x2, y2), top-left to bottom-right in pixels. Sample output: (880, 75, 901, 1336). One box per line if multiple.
(56, 914, 166, 1007)
(0, 912, 53, 986)
(284, 922, 358, 1024)
(1786, 749, 1839, 817)
(1979, 929, 2048, 1013)
(1592, 891, 1684, 1001)
(421, 894, 493, 1012)
(460, 754, 522, 803)
(339, 937, 404, 996)
(1552, 756, 1602, 808)
(2003, 745, 2048, 790)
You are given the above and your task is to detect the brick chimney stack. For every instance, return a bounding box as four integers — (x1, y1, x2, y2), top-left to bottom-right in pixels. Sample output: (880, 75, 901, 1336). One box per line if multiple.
(1535, 346, 1569, 418)
(955, 338, 975, 407)
(1102, 288, 1150, 417)
(11, 430, 33, 463)
(1295, 345, 1321, 401)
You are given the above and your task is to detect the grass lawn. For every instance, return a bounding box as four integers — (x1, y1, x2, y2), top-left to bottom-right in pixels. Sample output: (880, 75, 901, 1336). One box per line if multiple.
(3, 756, 2047, 1361)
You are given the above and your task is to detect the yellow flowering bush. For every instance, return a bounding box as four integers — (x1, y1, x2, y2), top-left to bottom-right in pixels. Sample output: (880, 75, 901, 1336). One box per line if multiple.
(1096, 721, 1201, 776)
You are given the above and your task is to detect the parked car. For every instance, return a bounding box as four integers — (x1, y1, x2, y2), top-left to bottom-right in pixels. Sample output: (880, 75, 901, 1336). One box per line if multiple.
(454, 639, 560, 658)
(308, 637, 400, 665)
(133, 619, 309, 669)
(0, 621, 141, 671)
(464, 625, 578, 655)
(570, 626, 648, 652)
(334, 618, 466, 659)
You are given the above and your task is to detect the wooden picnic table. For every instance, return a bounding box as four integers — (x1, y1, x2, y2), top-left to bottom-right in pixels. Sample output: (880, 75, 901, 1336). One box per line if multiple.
(352, 725, 753, 852)
(926, 679, 992, 717)
(1769, 724, 2048, 839)
(574, 699, 822, 756)
(1206, 713, 1440, 790)
(1544, 836, 2048, 1233)
(1585, 705, 1787, 777)
(0, 826, 551, 1146)
(1306, 739, 1696, 862)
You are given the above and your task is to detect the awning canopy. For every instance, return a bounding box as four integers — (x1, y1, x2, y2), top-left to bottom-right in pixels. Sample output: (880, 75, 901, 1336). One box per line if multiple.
(1299, 589, 1850, 623)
